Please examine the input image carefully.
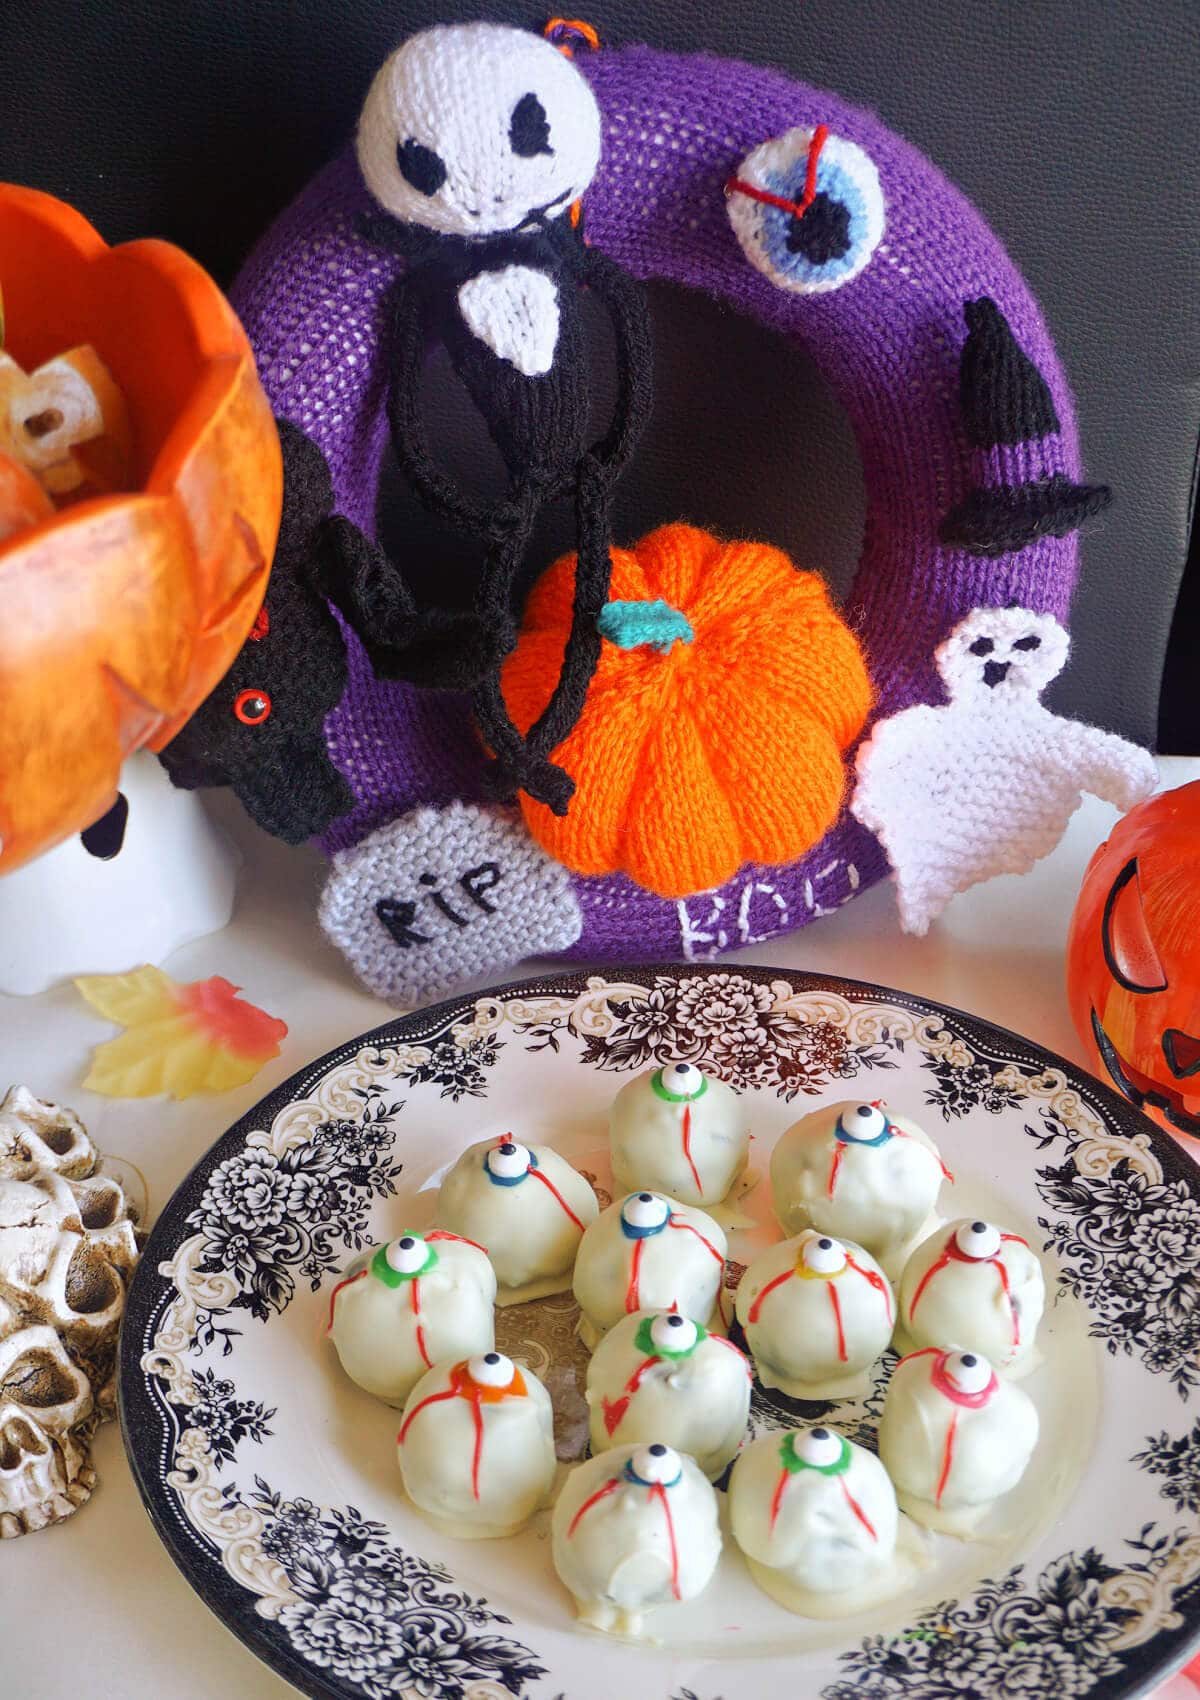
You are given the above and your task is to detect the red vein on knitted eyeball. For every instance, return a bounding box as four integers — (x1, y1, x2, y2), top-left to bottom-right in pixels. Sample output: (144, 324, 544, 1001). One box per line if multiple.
(725, 124, 830, 220)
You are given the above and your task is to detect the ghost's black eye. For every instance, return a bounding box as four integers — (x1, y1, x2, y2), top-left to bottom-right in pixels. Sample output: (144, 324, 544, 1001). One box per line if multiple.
(509, 92, 553, 158)
(397, 138, 447, 196)
(968, 636, 995, 656)
(1013, 634, 1042, 651)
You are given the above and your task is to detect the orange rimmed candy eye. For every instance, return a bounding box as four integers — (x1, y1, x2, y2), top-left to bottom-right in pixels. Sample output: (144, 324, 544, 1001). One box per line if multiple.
(233, 688, 272, 726)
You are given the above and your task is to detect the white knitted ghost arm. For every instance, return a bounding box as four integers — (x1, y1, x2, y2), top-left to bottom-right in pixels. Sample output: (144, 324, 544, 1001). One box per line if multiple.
(1057, 719, 1158, 811)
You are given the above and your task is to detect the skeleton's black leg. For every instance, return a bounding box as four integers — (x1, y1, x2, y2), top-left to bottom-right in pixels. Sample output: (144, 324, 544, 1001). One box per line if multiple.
(527, 452, 612, 759)
(471, 453, 615, 816)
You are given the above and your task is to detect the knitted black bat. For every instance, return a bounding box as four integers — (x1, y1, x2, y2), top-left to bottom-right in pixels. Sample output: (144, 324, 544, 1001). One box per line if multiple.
(159, 419, 353, 844)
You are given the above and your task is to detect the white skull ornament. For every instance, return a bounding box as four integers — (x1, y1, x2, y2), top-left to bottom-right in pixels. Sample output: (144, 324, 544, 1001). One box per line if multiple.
(0, 1086, 140, 1537)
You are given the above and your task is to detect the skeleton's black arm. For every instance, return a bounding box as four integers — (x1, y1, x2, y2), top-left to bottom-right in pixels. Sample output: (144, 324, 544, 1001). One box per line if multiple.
(579, 244, 654, 475)
(386, 273, 492, 535)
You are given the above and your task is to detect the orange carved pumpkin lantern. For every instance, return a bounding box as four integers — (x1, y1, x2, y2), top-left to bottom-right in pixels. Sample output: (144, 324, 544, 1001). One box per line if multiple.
(0, 185, 283, 873)
(1066, 780, 1200, 1141)
(500, 523, 872, 899)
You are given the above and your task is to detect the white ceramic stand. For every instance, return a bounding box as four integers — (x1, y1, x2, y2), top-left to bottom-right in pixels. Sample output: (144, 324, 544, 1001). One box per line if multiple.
(0, 754, 239, 995)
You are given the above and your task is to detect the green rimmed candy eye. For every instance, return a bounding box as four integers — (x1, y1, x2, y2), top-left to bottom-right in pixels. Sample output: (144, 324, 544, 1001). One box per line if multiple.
(651, 1062, 708, 1104)
(372, 1234, 436, 1284)
(637, 1311, 704, 1358)
(782, 1426, 850, 1474)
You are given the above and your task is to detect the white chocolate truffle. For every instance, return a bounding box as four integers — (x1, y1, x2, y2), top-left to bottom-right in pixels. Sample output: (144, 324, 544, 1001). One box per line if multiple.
(734, 1230, 894, 1399)
(609, 1062, 750, 1207)
(769, 1100, 952, 1274)
(898, 1218, 1045, 1372)
(572, 1192, 728, 1350)
(328, 1230, 496, 1407)
(434, 1135, 599, 1304)
(729, 1426, 910, 1616)
(551, 1442, 722, 1635)
(585, 1309, 752, 1480)
(397, 1352, 556, 1538)
(878, 1348, 1039, 1534)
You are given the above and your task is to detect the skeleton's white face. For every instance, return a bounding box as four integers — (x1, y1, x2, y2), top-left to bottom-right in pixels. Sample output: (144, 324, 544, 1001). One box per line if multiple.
(357, 22, 602, 238)
(936, 607, 1069, 703)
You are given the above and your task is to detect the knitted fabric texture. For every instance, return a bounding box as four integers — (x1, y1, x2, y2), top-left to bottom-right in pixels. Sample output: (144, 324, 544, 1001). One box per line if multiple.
(231, 42, 1100, 970)
(851, 607, 1157, 935)
(332, 22, 653, 814)
(501, 523, 872, 899)
(318, 800, 583, 1007)
(159, 419, 353, 845)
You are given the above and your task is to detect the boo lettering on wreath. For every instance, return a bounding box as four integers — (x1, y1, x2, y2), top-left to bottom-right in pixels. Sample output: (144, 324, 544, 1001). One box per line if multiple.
(374, 862, 503, 948)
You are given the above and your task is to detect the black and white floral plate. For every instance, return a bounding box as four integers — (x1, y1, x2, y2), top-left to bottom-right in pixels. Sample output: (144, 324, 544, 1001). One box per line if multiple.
(120, 967, 1200, 1700)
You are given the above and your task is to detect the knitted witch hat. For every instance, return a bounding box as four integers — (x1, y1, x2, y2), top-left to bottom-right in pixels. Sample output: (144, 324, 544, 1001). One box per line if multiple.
(941, 296, 1111, 556)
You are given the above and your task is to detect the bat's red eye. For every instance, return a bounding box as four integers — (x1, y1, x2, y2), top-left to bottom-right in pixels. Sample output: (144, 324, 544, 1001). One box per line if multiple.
(234, 688, 272, 726)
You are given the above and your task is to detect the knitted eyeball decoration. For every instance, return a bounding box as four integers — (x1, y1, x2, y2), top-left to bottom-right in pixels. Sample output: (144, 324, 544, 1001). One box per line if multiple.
(357, 23, 602, 238)
(726, 125, 885, 294)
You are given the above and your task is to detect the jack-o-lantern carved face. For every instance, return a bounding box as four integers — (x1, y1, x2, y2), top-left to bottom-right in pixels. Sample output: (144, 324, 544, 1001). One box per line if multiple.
(1067, 781, 1200, 1140)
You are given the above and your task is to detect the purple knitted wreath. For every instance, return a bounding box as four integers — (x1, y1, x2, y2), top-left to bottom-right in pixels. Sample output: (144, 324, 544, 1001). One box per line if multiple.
(231, 42, 1082, 965)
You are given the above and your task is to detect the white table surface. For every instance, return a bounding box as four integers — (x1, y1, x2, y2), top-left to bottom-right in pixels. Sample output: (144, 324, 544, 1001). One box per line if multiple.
(3, 757, 1198, 1700)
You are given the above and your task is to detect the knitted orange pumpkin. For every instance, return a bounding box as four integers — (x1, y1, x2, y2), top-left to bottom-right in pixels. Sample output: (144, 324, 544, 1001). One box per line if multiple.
(500, 523, 872, 897)
(0, 185, 282, 873)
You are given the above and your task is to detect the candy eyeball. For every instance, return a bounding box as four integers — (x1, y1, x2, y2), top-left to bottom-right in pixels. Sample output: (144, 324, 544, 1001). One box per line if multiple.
(794, 1426, 844, 1468)
(385, 1234, 429, 1274)
(622, 1192, 671, 1231)
(468, 1350, 515, 1387)
(838, 1103, 889, 1142)
(801, 1233, 848, 1275)
(628, 1442, 683, 1486)
(485, 1138, 531, 1179)
(661, 1061, 704, 1098)
(649, 1312, 699, 1353)
(944, 1349, 993, 1394)
(955, 1220, 1002, 1259)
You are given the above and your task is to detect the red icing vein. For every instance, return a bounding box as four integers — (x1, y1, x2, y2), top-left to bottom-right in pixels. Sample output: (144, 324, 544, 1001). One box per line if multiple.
(680, 1102, 703, 1197)
(326, 1266, 368, 1333)
(526, 1163, 585, 1231)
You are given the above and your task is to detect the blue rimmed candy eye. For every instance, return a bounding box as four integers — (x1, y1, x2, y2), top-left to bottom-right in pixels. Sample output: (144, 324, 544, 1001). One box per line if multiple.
(726, 125, 884, 295)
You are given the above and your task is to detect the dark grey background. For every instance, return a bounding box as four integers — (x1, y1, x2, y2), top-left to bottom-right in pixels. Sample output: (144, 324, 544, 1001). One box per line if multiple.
(3, 1, 1196, 745)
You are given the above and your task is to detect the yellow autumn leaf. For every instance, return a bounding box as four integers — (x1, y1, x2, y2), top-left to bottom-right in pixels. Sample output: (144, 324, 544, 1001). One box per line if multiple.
(76, 967, 287, 1101)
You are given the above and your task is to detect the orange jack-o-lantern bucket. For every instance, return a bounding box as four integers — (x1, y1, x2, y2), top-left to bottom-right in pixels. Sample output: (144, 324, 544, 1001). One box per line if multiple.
(0, 184, 282, 873)
(1067, 780, 1200, 1142)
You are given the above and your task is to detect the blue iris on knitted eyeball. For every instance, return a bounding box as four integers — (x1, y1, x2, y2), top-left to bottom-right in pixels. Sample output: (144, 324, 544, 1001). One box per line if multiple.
(727, 127, 885, 296)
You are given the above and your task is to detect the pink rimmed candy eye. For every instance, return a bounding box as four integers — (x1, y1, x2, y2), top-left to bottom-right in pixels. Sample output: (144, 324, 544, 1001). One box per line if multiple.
(943, 1349, 992, 1394)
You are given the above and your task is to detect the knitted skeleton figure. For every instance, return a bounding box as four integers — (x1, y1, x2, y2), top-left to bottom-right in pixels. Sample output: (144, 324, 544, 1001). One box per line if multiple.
(852, 606, 1157, 934)
(327, 21, 652, 815)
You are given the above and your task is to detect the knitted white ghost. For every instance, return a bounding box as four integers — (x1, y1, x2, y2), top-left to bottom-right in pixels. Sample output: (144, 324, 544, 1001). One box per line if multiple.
(852, 607, 1157, 934)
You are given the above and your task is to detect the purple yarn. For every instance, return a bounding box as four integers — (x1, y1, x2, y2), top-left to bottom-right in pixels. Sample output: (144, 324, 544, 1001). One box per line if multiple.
(230, 42, 1082, 962)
